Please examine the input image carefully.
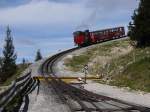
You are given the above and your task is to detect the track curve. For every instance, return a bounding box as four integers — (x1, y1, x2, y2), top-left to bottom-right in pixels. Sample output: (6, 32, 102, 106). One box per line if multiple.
(40, 46, 150, 112)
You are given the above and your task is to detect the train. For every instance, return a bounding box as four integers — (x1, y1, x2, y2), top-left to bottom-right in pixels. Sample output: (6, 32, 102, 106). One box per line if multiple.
(73, 26, 125, 46)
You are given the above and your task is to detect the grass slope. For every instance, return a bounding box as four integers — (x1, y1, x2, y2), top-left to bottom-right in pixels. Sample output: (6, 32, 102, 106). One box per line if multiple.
(112, 57, 150, 92)
(65, 50, 92, 71)
(65, 39, 150, 92)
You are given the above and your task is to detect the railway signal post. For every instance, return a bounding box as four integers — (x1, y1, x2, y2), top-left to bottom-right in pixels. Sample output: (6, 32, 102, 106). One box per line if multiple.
(83, 64, 88, 84)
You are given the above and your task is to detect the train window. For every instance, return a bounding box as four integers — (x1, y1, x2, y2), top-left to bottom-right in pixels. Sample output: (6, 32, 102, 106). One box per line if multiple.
(102, 31, 104, 35)
(120, 27, 122, 31)
(104, 31, 106, 35)
(99, 32, 102, 35)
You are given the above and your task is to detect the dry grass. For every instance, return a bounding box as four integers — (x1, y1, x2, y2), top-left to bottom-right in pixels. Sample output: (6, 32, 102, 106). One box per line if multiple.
(64, 38, 150, 92)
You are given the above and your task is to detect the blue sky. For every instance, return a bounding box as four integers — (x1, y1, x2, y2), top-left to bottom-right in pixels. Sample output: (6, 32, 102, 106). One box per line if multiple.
(0, 0, 138, 63)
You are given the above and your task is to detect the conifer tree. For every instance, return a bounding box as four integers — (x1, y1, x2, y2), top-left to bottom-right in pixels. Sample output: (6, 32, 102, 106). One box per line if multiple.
(128, 0, 150, 47)
(1, 26, 17, 81)
(22, 58, 26, 65)
(35, 49, 42, 61)
(0, 57, 2, 82)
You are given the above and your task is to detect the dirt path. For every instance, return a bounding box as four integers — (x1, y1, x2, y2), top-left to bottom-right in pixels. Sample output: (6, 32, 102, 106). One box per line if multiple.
(84, 82, 150, 107)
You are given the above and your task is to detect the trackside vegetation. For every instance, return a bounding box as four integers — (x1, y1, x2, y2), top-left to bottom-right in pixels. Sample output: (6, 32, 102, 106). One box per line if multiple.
(65, 50, 92, 72)
(65, 39, 150, 92)
(0, 26, 17, 83)
(35, 49, 43, 62)
(0, 63, 29, 86)
(112, 56, 150, 92)
(128, 0, 150, 47)
(0, 27, 29, 86)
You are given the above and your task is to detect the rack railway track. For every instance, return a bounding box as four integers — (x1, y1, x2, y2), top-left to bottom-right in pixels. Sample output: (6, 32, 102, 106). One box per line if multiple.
(40, 47, 150, 112)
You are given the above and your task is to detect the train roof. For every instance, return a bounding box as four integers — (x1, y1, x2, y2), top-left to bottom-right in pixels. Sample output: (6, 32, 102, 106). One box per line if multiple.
(91, 26, 124, 33)
(73, 31, 84, 35)
(73, 26, 124, 34)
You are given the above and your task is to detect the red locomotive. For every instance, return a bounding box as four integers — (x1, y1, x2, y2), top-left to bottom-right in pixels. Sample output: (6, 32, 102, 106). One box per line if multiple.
(73, 26, 125, 46)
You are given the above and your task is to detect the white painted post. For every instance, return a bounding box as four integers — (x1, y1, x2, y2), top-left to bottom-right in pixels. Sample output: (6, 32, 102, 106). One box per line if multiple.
(83, 64, 88, 84)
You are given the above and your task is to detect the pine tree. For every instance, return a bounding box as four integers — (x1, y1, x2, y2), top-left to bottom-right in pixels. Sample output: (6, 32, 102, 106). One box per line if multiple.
(35, 49, 42, 61)
(1, 26, 17, 82)
(22, 58, 26, 65)
(21, 58, 26, 68)
(0, 57, 3, 82)
(128, 0, 150, 47)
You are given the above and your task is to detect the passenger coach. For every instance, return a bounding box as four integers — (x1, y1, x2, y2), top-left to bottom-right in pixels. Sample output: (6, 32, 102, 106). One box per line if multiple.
(73, 27, 125, 46)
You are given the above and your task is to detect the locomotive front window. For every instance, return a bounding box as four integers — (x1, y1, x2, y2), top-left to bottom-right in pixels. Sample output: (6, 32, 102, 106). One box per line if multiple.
(74, 31, 83, 37)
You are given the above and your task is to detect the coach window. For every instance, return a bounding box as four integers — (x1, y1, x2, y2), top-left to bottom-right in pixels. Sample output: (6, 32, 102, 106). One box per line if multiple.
(120, 28, 122, 31)
(99, 32, 102, 35)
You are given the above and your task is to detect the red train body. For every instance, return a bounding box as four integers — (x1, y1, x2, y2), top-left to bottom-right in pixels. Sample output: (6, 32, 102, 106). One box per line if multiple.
(73, 27, 125, 46)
